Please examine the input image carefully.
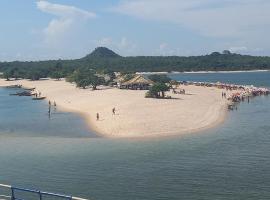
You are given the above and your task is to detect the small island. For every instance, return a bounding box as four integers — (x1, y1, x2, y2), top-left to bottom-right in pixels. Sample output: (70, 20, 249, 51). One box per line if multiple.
(0, 47, 269, 138)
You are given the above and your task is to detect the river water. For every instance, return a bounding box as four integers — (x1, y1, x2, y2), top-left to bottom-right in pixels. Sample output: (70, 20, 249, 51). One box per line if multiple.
(0, 71, 270, 200)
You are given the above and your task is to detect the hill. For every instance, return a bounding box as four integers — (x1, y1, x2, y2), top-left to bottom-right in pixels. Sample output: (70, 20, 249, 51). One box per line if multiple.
(83, 47, 121, 59)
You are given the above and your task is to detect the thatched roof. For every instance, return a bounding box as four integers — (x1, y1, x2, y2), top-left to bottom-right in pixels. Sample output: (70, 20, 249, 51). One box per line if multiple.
(115, 75, 126, 83)
(122, 75, 154, 85)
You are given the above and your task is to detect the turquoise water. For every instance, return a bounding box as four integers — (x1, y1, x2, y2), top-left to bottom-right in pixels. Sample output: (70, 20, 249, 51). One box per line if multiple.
(0, 87, 96, 138)
(169, 71, 270, 87)
(0, 72, 270, 200)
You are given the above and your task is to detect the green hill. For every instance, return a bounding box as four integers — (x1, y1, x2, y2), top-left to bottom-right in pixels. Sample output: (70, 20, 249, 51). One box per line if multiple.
(83, 47, 121, 59)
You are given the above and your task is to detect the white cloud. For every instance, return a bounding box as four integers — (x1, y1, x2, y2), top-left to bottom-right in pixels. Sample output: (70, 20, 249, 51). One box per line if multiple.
(96, 37, 113, 46)
(228, 46, 265, 55)
(37, 1, 96, 18)
(159, 43, 168, 51)
(155, 43, 182, 56)
(36, 1, 96, 44)
(111, 0, 270, 39)
(119, 37, 128, 48)
(229, 46, 248, 53)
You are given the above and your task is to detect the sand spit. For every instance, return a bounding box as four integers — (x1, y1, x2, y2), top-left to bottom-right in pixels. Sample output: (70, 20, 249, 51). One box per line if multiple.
(0, 79, 232, 138)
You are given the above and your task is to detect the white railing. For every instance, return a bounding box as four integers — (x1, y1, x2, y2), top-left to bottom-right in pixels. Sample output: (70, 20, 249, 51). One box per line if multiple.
(0, 183, 89, 200)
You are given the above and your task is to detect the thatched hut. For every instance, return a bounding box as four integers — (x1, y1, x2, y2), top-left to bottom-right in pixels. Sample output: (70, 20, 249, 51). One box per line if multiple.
(120, 75, 154, 90)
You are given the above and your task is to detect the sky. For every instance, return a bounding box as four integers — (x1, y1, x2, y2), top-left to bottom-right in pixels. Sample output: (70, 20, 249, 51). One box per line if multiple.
(0, 0, 269, 61)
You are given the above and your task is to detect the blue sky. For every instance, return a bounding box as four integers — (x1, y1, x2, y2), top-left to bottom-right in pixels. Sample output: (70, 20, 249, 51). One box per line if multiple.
(0, 0, 269, 61)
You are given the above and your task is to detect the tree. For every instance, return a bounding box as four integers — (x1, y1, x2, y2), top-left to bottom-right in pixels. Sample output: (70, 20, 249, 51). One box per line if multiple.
(147, 83, 170, 98)
(13, 70, 20, 80)
(55, 61, 63, 70)
(49, 62, 65, 80)
(3, 70, 12, 81)
(27, 70, 44, 80)
(210, 52, 221, 56)
(76, 78, 92, 89)
(105, 70, 116, 81)
(90, 75, 105, 90)
(148, 74, 171, 83)
(50, 71, 63, 80)
(69, 69, 105, 90)
(222, 50, 231, 55)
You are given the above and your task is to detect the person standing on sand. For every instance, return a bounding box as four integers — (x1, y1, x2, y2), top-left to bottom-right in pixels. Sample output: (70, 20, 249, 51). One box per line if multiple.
(112, 107, 116, 115)
(96, 113, 100, 121)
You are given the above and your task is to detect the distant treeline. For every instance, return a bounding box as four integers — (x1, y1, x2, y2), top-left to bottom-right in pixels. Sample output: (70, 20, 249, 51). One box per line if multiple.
(1, 47, 270, 80)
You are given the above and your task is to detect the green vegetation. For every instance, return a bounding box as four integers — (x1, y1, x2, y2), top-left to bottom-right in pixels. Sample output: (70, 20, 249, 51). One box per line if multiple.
(67, 68, 105, 90)
(84, 47, 121, 58)
(1, 47, 270, 82)
(146, 83, 170, 98)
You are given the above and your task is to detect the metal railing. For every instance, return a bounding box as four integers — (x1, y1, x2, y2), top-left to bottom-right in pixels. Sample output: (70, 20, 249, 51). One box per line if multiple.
(0, 184, 88, 200)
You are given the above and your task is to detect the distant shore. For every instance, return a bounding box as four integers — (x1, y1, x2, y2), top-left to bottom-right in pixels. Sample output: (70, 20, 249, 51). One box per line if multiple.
(138, 69, 270, 75)
(0, 79, 233, 138)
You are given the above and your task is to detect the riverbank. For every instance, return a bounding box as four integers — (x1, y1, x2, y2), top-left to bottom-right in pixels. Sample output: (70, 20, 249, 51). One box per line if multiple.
(0, 79, 231, 138)
(138, 69, 270, 75)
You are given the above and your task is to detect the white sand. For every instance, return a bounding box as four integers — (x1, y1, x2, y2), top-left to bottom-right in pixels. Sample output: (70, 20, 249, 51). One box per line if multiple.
(0, 79, 231, 138)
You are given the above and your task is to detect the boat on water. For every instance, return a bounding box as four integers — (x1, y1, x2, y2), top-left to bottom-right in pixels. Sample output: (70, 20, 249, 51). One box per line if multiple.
(32, 97, 46, 100)
(5, 85, 22, 89)
(9, 91, 32, 96)
(23, 87, 36, 91)
(0, 183, 88, 200)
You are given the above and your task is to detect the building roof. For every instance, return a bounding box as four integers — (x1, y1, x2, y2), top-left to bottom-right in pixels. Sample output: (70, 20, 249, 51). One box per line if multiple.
(122, 75, 154, 85)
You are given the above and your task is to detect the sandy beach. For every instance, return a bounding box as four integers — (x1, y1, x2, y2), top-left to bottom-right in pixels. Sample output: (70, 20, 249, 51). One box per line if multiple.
(0, 79, 231, 138)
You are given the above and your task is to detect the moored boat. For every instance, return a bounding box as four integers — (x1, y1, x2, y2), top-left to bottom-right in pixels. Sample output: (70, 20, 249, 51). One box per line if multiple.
(32, 96, 46, 100)
(9, 91, 32, 96)
(5, 84, 22, 89)
(23, 87, 36, 91)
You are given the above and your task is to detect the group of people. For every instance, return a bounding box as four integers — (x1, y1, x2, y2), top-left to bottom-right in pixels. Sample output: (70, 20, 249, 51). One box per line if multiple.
(172, 88, 186, 94)
(221, 92, 227, 99)
(34, 91, 42, 98)
(96, 107, 116, 121)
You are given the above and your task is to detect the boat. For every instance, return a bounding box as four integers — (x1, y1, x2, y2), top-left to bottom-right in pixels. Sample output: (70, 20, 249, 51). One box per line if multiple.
(32, 97, 46, 100)
(23, 87, 36, 91)
(0, 183, 88, 200)
(9, 91, 32, 96)
(5, 84, 22, 89)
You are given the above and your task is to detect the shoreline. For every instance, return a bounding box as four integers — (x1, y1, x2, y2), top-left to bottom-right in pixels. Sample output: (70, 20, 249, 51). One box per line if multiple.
(47, 103, 228, 139)
(137, 69, 270, 75)
(0, 78, 232, 138)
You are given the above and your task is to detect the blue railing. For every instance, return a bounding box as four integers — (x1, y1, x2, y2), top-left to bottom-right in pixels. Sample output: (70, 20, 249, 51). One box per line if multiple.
(0, 184, 88, 200)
